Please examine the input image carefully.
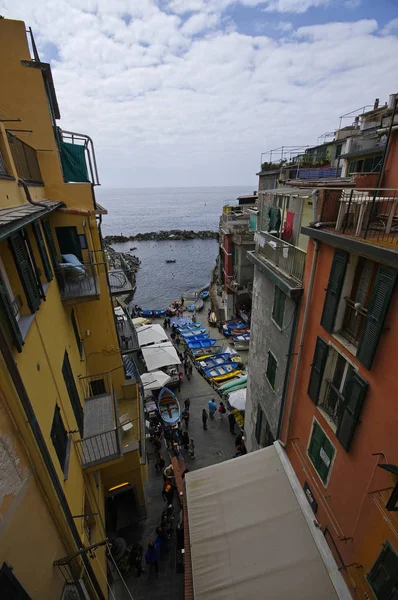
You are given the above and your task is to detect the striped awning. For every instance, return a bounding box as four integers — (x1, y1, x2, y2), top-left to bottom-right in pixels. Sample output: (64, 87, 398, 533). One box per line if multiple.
(0, 200, 62, 240)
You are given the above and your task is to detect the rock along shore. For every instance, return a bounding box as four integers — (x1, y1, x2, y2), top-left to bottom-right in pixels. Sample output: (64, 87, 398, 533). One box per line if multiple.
(104, 243, 140, 304)
(103, 229, 218, 243)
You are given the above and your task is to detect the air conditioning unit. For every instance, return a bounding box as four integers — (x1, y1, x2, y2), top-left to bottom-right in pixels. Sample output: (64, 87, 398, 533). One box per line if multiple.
(61, 581, 91, 600)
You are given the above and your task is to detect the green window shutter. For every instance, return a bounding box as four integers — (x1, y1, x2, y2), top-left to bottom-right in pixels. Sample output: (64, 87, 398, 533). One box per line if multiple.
(357, 266, 397, 370)
(336, 371, 368, 451)
(8, 232, 40, 314)
(321, 249, 348, 333)
(32, 221, 53, 282)
(267, 352, 277, 388)
(308, 422, 334, 484)
(272, 287, 286, 328)
(62, 351, 84, 435)
(0, 275, 23, 352)
(307, 337, 329, 403)
(51, 405, 68, 470)
(255, 405, 263, 444)
(308, 421, 324, 466)
(41, 220, 59, 266)
(71, 309, 83, 359)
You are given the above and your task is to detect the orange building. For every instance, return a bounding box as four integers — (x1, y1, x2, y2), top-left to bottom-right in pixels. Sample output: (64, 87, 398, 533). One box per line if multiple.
(280, 124, 398, 598)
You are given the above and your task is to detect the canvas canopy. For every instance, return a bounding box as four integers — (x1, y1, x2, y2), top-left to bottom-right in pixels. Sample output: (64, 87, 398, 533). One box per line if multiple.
(141, 370, 171, 391)
(142, 342, 181, 371)
(137, 324, 168, 347)
(185, 443, 351, 600)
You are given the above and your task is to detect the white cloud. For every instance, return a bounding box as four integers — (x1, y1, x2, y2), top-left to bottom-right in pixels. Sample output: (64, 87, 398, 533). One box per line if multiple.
(0, 0, 396, 187)
(261, 0, 330, 12)
(382, 18, 398, 36)
(275, 21, 293, 31)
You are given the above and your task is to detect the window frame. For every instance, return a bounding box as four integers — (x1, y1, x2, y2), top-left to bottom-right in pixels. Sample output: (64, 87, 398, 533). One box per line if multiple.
(367, 541, 398, 600)
(62, 350, 84, 435)
(0, 562, 32, 599)
(307, 419, 335, 486)
(272, 286, 286, 329)
(318, 346, 355, 432)
(266, 350, 277, 390)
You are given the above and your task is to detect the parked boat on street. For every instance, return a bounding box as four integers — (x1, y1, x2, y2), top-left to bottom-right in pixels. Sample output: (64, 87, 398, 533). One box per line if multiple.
(158, 387, 180, 425)
(204, 363, 243, 382)
(199, 290, 209, 300)
(187, 338, 217, 349)
(198, 353, 242, 370)
(180, 328, 207, 338)
(190, 345, 222, 359)
(140, 309, 166, 318)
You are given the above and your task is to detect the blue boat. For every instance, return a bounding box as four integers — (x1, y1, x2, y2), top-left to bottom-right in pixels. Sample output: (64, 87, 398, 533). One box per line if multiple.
(187, 338, 217, 349)
(177, 323, 203, 331)
(204, 362, 243, 381)
(140, 309, 166, 318)
(157, 387, 180, 425)
(198, 353, 242, 369)
(183, 334, 210, 342)
(199, 290, 209, 299)
(180, 329, 208, 338)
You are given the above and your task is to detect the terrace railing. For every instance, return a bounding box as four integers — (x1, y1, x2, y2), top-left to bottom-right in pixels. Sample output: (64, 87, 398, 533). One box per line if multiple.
(255, 231, 306, 283)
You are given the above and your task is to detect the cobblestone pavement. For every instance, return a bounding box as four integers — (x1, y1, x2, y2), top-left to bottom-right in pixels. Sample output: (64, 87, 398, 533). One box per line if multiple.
(113, 304, 244, 599)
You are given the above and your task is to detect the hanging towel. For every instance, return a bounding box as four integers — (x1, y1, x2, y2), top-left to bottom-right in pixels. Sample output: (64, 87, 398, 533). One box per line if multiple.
(282, 210, 294, 243)
(268, 207, 281, 233)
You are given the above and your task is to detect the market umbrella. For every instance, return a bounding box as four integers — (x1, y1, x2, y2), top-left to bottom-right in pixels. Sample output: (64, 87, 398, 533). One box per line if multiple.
(228, 388, 247, 411)
(137, 324, 168, 347)
(141, 370, 172, 391)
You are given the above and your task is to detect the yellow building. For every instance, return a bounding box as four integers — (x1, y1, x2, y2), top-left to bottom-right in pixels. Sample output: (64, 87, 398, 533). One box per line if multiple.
(0, 19, 147, 599)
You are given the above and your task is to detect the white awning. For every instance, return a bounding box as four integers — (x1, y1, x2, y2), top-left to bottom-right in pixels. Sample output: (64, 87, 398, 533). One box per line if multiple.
(142, 342, 181, 371)
(136, 324, 168, 347)
(185, 443, 351, 600)
(141, 370, 172, 391)
(228, 387, 246, 411)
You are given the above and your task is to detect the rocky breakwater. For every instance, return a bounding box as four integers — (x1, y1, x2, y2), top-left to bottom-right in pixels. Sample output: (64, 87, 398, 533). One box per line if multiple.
(105, 244, 140, 303)
(103, 229, 218, 243)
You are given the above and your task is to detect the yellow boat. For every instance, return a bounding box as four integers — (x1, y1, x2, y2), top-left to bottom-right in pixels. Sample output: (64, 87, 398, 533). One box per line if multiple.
(206, 366, 243, 382)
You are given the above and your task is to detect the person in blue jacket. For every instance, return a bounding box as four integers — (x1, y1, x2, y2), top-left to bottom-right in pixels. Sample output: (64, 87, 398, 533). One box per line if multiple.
(145, 540, 159, 576)
(208, 398, 217, 419)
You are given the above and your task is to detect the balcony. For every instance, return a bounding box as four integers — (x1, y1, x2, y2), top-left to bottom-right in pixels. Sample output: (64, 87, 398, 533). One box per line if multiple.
(115, 307, 139, 353)
(108, 269, 135, 296)
(255, 231, 306, 283)
(75, 372, 122, 469)
(55, 262, 101, 303)
(58, 128, 100, 185)
(7, 133, 43, 184)
(341, 136, 386, 159)
(296, 167, 342, 180)
(319, 188, 398, 248)
(225, 275, 253, 295)
(232, 227, 255, 245)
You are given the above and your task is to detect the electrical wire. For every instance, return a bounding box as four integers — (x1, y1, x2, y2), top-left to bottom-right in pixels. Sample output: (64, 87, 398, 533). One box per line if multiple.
(106, 541, 136, 600)
(95, 551, 117, 600)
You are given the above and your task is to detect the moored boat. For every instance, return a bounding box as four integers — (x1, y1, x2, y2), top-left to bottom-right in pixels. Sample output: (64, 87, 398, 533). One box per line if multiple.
(180, 328, 207, 338)
(187, 338, 217, 349)
(140, 309, 166, 318)
(194, 297, 204, 312)
(218, 373, 248, 391)
(157, 387, 181, 425)
(182, 334, 210, 343)
(204, 363, 243, 382)
(177, 323, 203, 331)
(198, 353, 242, 369)
(199, 290, 209, 299)
(190, 345, 222, 359)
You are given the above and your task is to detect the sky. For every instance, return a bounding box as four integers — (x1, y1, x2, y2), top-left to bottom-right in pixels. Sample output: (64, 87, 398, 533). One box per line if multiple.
(1, 0, 398, 188)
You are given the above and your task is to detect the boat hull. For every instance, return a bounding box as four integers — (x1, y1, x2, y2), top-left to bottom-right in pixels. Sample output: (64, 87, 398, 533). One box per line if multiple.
(204, 363, 243, 381)
(190, 346, 222, 359)
(199, 290, 209, 299)
(187, 338, 217, 349)
(157, 387, 181, 425)
(180, 329, 207, 338)
(198, 353, 242, 369)
(218, 374, 248, 391)
(141, 309, 166, 317)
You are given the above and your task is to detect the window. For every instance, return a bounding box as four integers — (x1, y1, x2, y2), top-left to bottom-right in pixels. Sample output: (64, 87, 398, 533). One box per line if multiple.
(56, 226, 83, 261)
(341, 258, 377, 345)
(255, 405, 275, 448)
(89, 378, 106, 396)
(272, 286, 286, 328)
(368, 542, 398, 599)
(0, 562, 31, 599)
(266, 351, 277, 389)
(255, 405, 263, 444)
(62, 351, 84, 435)
(71, 309, 83, 359)
(50, 405, 68, 471)
(32, 221, 53, 282)
(308, 421, 335, 484)
(335, 144, 342, 158)
(8, 231, 41, 314)
(0, 148, 7, 175)
(308, 338, 368, 451)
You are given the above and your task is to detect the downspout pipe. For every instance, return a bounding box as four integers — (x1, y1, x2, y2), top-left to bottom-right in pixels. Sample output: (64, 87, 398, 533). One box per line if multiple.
(18, 178, 48, 209)
(280, 239, 319, 447)
(0, 324, 105, 600)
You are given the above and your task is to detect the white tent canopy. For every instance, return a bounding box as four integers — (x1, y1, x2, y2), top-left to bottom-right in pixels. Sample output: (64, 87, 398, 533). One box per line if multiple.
(141, 342, 181, 371)
(136, 324, 168, 348)
(141, 370, 171, 391)
(228, 387, 246, 411)
(185, 443, 351, 600)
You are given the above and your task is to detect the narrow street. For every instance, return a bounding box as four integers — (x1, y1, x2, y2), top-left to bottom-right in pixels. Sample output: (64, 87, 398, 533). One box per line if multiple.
(113, 308, 241, 599)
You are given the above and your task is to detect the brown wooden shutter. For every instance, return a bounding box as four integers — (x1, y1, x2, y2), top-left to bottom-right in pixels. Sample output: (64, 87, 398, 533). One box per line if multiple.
(32, 221, 53, 282)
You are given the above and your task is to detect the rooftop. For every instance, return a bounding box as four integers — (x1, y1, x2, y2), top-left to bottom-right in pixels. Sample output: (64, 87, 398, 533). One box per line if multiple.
(0, 200, 63, 241)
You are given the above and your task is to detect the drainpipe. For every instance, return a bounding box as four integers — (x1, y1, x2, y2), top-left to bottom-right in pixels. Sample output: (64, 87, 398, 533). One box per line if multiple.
(280, 239, 319, 446)
(0, 324, 105, 600)
(18, 178, 48, 209)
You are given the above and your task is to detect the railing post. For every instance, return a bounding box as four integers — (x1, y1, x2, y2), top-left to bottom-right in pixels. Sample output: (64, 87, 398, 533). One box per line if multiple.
(342, 189, 354, 234)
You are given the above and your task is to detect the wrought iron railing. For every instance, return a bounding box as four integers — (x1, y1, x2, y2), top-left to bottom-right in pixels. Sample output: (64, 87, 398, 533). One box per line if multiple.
(255, 231, 306, 283)
(319, 381, 345, 427)
(59, 129, 100, 185)
(0, 148, 8, 175)
(7, 133, 43, 183)
(319, 188, 398, 247)
(55, 262, 101, 301)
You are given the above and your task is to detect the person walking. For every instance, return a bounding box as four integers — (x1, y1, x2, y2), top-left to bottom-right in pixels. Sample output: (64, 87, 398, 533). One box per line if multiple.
(187, 362, 193, 380)
(182, 430, 189, 450)
(163, 464, 174, 482)
(218, 401, 226, 419)
(189, 438, 195, 459)
(184, 397, 191, 411)
(202, 408, 208, 430)
(163, 318, 167, 329)
(181, 409, 190, 429)
(228, 412, 236, 435)
(145, 540, 159, 577)
(208, 398, 217, 420)
(155, 455, 165, 473)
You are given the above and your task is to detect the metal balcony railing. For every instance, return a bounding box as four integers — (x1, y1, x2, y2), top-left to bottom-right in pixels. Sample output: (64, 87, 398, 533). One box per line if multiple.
(7, 133, 43, 184)
(319, 381, 345, 428)
(55, 262, 101, 301)
(75, 371, 122, 469)
(225, 275, 253, 294)
(340, 298, 367, 346)
(0, 148, 8, 176)
(255, 231, 306, 283)
(59, 129, 100, 185)
(319, 188, 398, 247)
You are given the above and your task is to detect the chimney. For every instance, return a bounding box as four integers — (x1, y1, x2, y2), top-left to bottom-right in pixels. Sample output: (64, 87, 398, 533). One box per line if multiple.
(374, 98, 379, 110)
(388, 94, 398, 110)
